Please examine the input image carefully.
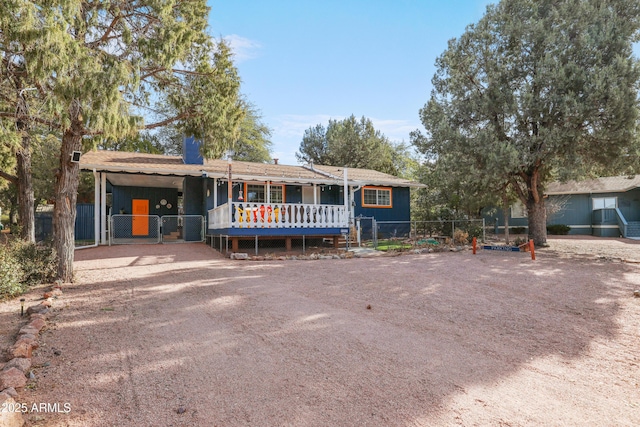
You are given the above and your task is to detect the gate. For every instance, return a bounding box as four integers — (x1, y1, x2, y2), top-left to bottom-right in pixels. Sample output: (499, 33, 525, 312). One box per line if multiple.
(109, 215, 204, 245)
(110, 214, 161, 245)
(356, 216, 377, 248)
(161, 215, 205, 243)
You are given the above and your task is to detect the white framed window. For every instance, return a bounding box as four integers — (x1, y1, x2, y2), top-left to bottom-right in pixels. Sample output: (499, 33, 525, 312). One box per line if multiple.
(245, 183, 284, 203)
(362, 186, 392, 208)
(511, 201, 527, 218)
(592, 197, 616, 210)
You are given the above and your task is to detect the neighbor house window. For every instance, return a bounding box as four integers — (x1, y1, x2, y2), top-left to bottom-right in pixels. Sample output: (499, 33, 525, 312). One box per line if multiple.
(245, 183, 284, 203)
(362, 186, 392, 208)
(511, 201, 527, 218)
(592, 197, 616, 210)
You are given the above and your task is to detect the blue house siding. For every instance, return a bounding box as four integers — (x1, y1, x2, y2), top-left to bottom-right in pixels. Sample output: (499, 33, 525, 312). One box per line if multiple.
(112, 185, 179, 217)
(354, 187, 410, 221)
(547, 194, 592, 235)
(484, 188, 640, 237)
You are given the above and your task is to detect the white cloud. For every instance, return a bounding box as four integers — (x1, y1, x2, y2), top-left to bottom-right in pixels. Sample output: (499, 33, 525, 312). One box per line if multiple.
(223, 34, 262, 63)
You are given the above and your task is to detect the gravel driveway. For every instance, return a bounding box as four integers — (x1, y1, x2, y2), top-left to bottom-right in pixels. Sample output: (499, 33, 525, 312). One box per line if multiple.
(9, 239, 640, 426)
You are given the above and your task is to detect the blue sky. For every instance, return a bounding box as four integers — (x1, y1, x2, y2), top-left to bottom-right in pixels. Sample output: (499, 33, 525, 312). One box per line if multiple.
(207, 1, 637, 165)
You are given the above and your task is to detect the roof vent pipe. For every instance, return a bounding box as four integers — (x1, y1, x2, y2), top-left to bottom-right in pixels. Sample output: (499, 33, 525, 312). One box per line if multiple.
(273, 158, 278, 165)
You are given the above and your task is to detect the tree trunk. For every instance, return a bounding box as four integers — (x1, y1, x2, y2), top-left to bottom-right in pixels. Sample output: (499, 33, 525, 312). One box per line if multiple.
(15, 93, 36, 243)
(53, 103, 82, 282)
(502, 194, 510, 245)
(16, 133, 35, 243)
(526, 198, 548, 246)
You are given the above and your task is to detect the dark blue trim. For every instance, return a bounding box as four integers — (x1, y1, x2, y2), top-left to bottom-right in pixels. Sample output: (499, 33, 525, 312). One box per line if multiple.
(207, 227, 346, 236)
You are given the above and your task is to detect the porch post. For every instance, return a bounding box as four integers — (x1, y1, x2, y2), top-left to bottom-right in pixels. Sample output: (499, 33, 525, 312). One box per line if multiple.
(343, 168, 349, 226)
(93, 169, 99, 246)
(213, 178, 217, 207)
(100, 172, 107, 244)
(266, 181, 270, 204)
(313, 183, 317, 205)
(227, 158, 233, 222)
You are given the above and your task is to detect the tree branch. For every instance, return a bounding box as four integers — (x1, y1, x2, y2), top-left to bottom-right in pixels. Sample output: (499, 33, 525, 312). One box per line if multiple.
(143, 112, 191, 130)
(0, 169, 18, 185)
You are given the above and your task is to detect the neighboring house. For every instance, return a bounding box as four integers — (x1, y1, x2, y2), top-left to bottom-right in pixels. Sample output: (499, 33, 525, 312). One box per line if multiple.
(484, 175, 640, 238)
(79, 138, 424, 251)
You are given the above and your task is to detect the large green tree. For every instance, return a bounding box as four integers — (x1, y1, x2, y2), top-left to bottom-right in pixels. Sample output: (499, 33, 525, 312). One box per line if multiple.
(413, 0, 640, 246)
(2, 1, 244, 281)
(296, 115, 406, 175)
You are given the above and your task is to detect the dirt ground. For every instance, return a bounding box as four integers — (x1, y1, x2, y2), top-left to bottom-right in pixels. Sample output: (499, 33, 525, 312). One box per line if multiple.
(1, 237, 639, 426)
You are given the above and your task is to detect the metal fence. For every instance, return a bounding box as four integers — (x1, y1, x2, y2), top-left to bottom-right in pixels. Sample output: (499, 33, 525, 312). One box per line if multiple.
(109, 215, 204, 245)
(361, 219, 486, 250)
(161, 215, 205, 243)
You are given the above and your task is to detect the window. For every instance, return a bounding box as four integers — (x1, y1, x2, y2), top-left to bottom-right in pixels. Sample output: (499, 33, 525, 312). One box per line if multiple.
(245, 183, 284, 203)
(362, 186, 392, 208)
(592, 197, 616, 210)
(511, 201, 527, 218)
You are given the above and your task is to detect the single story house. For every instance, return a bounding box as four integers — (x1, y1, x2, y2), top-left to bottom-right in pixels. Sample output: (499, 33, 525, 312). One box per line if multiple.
(485, 175, 640, 238)
(79, 137, 424, 251)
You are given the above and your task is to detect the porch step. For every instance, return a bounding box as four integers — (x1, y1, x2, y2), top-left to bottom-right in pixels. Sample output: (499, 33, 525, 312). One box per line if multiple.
(627, 221, 640, 238)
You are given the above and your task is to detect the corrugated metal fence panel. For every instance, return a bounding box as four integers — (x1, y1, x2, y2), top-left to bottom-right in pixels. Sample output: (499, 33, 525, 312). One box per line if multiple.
(35, 204, 95, 242)
(75, 204, 95, 241)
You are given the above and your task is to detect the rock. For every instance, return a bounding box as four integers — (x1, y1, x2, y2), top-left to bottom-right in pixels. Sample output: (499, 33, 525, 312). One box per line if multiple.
(29, 313, 47, 321)
(43, 288, 63, 299)
(28, 317, 46, 332)
(332, 255, 341, 259)
(252, 256, 265, 261)
(18, 326, 39, 337)
(0, 368, 27, 390)
(309, 253, 319, 260)
(2, 359, 31, 375)
(9, 337, 38, 359)
(634, 290, 640, 298)
(319, 255, 333, 260)
(25, 304, 48, 316)
(1, 387, 18, 398)
(14, 336, 37, 348)
(40, 300, 52, 308)
(230, 252, 249, 260)
(277, 256, 287, 261)
(0, 395, 25, 427)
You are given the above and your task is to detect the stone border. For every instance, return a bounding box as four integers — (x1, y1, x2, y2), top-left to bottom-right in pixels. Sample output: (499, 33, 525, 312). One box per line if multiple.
(0, 285, 63, 427)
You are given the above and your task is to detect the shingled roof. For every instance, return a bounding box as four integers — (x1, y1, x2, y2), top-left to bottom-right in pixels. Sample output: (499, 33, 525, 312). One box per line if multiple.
(80, 150, 424, 188)
(546, 174, 640, 195)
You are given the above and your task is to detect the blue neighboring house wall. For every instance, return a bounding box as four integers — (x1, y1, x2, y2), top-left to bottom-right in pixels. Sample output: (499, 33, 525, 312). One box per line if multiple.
(483, 187, 640, 237)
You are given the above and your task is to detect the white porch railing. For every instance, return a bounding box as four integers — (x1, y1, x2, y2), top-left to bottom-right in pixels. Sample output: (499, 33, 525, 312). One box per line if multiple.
(208, 202, 348, 229)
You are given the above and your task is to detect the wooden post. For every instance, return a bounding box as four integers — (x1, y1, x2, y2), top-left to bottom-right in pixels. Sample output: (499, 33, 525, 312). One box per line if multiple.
(232, 237, 239, 252)
(529, 239, 536, 260)
(333, 236, 340, 248)
(285, 237, 292, 252)
(472, 237, 477, 254)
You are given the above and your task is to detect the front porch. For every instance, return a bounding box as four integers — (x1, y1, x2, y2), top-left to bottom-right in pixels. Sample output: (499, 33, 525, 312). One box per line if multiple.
(207, 201, 351, 252)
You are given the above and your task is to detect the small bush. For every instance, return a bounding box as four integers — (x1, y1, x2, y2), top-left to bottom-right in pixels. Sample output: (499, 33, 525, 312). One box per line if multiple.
(453, 229, 469, 245)
(11, 240, 57, 286)
(513, 236, 526, 246)
(0, 245, 25, 299)
(547, 224, 571, 235)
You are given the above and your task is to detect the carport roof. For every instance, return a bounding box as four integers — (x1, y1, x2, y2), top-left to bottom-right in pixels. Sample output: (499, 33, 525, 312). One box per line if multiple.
(80, 150, 425, 188)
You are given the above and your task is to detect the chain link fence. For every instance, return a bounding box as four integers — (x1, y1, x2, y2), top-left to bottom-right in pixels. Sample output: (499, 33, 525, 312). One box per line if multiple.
(360, 219, 486, 251)
(161, 215, 205, 243)
(109, 215, 204, 245)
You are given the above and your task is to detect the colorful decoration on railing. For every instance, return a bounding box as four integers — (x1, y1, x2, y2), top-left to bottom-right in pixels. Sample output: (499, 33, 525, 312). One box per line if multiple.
(212, 202, 348, 229)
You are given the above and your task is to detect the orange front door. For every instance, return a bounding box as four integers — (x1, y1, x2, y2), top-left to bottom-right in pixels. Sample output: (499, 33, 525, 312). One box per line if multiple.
(132, 199, 149, 236)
